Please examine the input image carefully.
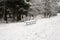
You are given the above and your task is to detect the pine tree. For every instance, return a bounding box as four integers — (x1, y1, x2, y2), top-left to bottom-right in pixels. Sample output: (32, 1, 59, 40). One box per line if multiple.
(0, 0, 31, 22)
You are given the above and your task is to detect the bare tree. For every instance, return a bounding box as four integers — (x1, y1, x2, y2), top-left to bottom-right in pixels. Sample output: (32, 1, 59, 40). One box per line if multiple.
(29, 0, 58, 18)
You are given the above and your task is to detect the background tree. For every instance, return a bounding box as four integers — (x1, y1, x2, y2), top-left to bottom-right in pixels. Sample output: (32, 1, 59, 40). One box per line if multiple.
(0, 0, 31, 22)
(29, 0, 58, 17)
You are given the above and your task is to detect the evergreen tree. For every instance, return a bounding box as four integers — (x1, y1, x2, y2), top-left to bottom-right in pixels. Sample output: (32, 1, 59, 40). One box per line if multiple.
(0, 0, 31, 22)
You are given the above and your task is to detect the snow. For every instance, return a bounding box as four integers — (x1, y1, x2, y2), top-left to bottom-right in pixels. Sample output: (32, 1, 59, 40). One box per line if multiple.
(0, 13, 60, 40)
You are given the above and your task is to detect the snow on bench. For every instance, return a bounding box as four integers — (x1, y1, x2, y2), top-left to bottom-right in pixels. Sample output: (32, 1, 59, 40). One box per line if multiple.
(25, 20, 36, 25)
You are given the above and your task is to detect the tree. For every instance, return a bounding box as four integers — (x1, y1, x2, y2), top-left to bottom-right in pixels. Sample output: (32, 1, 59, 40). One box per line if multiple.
(41, 0, 58, 17)
(29, 0, 44, 16)
(29, 0, 58, 17)
(0, 0, 31, 22)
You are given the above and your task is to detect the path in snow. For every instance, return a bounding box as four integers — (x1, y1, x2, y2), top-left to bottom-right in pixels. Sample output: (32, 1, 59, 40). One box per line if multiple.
(0, 14, 60, 40)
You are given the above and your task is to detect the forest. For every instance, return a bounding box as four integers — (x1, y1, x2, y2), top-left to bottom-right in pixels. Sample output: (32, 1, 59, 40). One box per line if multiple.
(0, 0, 60, 23)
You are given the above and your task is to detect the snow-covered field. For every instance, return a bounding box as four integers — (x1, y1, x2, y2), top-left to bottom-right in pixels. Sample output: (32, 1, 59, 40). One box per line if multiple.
(0, 13, 60, 40)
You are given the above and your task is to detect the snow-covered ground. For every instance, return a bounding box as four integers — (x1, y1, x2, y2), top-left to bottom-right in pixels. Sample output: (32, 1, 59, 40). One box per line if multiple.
(0, 13, 60, 40)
